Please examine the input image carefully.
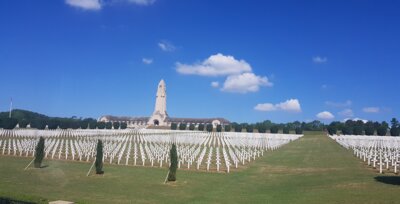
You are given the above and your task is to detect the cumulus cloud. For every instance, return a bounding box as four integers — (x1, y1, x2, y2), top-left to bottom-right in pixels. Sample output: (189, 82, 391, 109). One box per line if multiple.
(176, 53, 272, 94)
(316, 111, 335, 120)
(313, 56, 327, 64)
(211, 81, 219, 88)
(363, 107, 380, 113)
(66, 0, 101, 10)
(176, 53, 252, 77)
(325, 100, 352, 108)
(221, 73, 272, 93)
(158, 41, 175, 52)
(142, 58, 153, 64)
(254, 99, 301, 113)
(66, 0, 156, 10)
(127, 0, 155, 5)
(338, 109, 354, 117)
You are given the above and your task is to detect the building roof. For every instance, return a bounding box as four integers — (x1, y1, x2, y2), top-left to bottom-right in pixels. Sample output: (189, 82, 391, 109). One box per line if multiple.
(99, 115, 230, 124)
(167, 117, 230, 124)
(99, 115, 149, 122)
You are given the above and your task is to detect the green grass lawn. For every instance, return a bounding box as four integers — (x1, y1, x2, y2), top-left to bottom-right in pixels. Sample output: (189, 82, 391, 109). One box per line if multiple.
(0, 132, 399, 204)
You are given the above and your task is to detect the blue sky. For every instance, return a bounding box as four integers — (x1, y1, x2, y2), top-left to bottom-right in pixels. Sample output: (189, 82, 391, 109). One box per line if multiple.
(0, 0, 399, 123)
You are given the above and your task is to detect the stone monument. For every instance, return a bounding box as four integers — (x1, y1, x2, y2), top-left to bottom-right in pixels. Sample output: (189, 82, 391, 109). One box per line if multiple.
(147, 79, 168, 126)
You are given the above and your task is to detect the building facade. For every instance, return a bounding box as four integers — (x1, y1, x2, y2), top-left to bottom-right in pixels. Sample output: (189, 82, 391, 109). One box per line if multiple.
(98, 79, 230, 128)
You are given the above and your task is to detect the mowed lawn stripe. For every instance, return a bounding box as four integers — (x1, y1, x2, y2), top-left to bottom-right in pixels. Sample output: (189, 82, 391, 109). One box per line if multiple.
(0, 132, 399, 204)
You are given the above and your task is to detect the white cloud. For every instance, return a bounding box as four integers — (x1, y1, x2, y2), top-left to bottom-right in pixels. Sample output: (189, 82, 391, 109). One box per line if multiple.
(338, 109, 354, 117)
(221, 73, 272, 93)
(254, 103, 276, 112)
(211, 81, 219, 88)
(313, 56, 327, 64)
(176, 53, 272, 94)
(142, 58, 153, 64)
(316, 111, 335, 120)
(158, 41, 175, 52)
(325, 100, 352, 108)
(363, 107, 380, 113)
(65, 0, 101, 10)
(127, 0, 155, 5)
(254, 99, 301, 113)
(176, 53, 252, 77)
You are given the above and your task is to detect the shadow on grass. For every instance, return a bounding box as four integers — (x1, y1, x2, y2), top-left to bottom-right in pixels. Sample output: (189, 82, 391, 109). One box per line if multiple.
(40, 165, 49, 169)
(374, 176, 400, 185)
(0, 197, 36, 204)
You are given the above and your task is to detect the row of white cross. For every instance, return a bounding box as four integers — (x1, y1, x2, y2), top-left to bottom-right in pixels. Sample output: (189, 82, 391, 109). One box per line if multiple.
(0, 129, 302, 173)
(329, 135, 400, 174)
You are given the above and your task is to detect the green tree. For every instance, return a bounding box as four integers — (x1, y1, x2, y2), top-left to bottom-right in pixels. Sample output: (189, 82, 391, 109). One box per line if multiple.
(80, 120, 89, 129)
(170, 123, 177, 130)
(341, 120, 354, 135)
(167, 144, 178, 181)
(234, 124, 242, 132)
(327, 125, 337, 135)
(329, 121, 343, 133)
(206, 124, 213, 132)
(71, 121, 80, 130)
(216, 125, 222, 132)
(364, 121, 375, 136)
(31, 119, 47, 130)
(309, 120, 324, 131)
(246, 125, 254, 133)
(240, 123, 249, 131)
(295, 127, 303, 135)
(283, 126, 290, 134)
(97, 122, 106, 129)
(59, 120, 71, 129)
(377, 123, 388, 136)
(390, 118, 399, 128)
(257, 125, 267, 133)
(47, 119, 59, 130)
(390, 118, 400, 136)
(198, 124, 205, 131)
(18, 119, 29, 128)
(179, 123, 187, 130)
(341, 127, 351, 135)
(113, 122, 120, 129)
(262, 120, 273, 130)
(224, 125, 231, 132)
(1, 118, 18, 129)
(189, 123, 195, 131)
(270, 125, 279, 134)
(34, 137, 45, 168)
(353, 126, 364, 135)
(390, 127, 400, 136)
(95, 140, 104, 174)
(105, 122, 112, 129)
(88, 120, 97, 129)
(120, 122, 127, 129)
(381, 121, 389, 129)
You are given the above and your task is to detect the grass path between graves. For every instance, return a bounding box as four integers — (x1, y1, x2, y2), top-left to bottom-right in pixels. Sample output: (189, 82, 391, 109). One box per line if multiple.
(0, 131, 399, 204)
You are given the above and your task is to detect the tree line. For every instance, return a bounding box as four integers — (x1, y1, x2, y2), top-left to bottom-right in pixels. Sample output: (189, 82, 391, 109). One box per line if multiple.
(326, 118, 400, 136)
(170, 119, 306, 134)
(171, 118, 400, 136)
(0, 109, 127, 130)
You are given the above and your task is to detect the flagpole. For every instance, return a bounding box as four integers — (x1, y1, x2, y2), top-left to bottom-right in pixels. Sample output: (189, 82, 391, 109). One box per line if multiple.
(9, 97, 12, 118)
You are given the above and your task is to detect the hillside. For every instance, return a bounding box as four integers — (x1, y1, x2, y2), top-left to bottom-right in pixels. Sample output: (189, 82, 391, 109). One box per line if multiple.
(0, 109, 49, 121)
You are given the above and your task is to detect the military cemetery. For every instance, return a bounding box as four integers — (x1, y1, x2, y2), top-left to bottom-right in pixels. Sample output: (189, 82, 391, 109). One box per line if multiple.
(1, 1, 399, 203)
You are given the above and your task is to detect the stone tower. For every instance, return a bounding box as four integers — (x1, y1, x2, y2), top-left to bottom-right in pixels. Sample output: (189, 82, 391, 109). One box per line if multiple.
(148, 79, 168, 126)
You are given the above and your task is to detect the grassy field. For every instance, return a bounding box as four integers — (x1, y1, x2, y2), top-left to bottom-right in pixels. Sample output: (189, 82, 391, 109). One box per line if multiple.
(0, 131, 399, 204)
